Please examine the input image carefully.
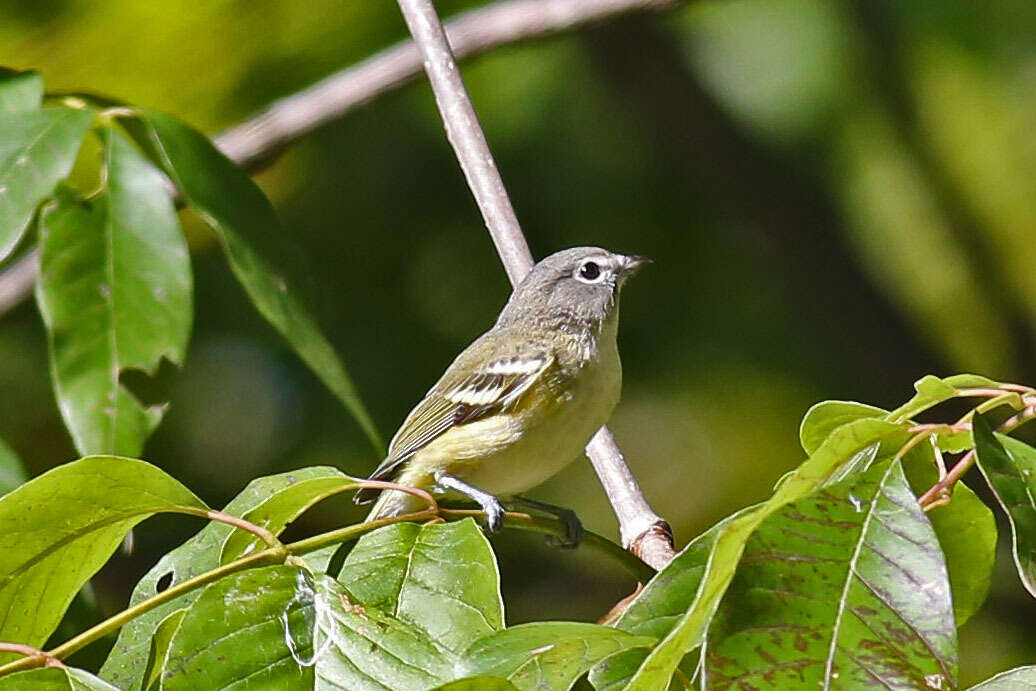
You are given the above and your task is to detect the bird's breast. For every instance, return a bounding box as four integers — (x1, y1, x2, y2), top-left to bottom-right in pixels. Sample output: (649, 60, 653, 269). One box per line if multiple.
(448, 323, 622, 497)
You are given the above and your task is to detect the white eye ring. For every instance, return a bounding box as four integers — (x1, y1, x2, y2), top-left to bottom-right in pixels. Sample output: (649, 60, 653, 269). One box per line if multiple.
(574, 260, 606, 284)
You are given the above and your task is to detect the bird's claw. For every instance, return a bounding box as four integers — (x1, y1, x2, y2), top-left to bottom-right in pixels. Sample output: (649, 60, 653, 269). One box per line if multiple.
(483, 498, 505, 533)
(544, 509, 583, 549)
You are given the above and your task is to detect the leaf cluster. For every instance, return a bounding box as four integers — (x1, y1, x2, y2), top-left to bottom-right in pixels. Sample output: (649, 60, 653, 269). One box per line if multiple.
(4, 68, 1036, 690)
(0, 375, 1029, 689)
(0, 68, 381, 463)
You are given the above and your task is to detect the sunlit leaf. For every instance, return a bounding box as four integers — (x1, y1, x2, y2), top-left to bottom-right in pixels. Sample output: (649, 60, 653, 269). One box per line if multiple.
(973, 414, 1036, 599)
(799, 400, 996, 624)
(0, 106, 92, 261)
(799, 400, 884, 455)
(886, 374, 1000, 423)
(704, 460, 957, 688)
(0, 436, 27, 496)
(0, 68, 44, 113)
(101, 466, 348, 690)
(969, 665, 1036, 689)
(0, 666, 119, 690)
(0, 456, 204, 662)
(430, 677, 520, 691)
(622, 417, 910, 689)
(589, 511, 744, 690)
(124, 110, 382, 454)
(902, 444, 997, 625)
(36, 127, 191, 457)
(458, 622, 654, 691)
(160, 566, 315, 689)
(140, 608, 186, 691)
(220, 467, 356, 563)
(314, 574, 455, 690)
(339, 519, 503, 654)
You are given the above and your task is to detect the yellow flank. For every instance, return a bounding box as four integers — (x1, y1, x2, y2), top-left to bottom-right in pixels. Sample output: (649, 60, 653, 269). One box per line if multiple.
(369, 311, 621, 518)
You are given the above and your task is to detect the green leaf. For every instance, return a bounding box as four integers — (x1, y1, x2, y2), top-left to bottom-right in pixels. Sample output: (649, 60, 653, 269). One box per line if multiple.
(36, 127, 191, 457)
(125, 109, 382, 454)
(589, 511, 743, 690)
(798, 398, 995, 624)
(902, 444, 997, 625)
(314, 573, 456, 690)
(0, 68, 44, 113)
(0, 436, 27, 496)
(161, 565, 315, 689)
(0, 456, 204, 662)
(622, 417, 910, 689)
(101, 466, 347, 690)
(430, 677, 520, 691)
(0, 666, 120, 690)
(799, 400, 885, 455)
(129, 565, 462, 690)
(458, 622, 654, 691)
(338, 519, 504, 654)
(141, 609, 186, 690)
(970, 666, 1036, 689)
(220, 467, 356, 563)
(704, 460, 957, 688)
(886, 373, 1000, 423)
(973, 414, 1036, 599)
(0, 106, 92, 261)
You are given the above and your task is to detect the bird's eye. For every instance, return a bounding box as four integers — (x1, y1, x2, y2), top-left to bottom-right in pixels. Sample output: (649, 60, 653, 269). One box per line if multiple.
(577, 261, 602, 282)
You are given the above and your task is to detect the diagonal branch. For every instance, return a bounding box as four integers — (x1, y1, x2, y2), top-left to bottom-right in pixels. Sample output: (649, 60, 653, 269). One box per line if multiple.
(214, 0, 678, 172)
(395, 0, 675, 570)
(1, 0, 681, 317)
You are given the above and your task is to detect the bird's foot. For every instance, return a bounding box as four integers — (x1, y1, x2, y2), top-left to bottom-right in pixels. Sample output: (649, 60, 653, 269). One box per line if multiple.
(433, 472, 506, 534)
(482, 497, 506, 533)
(512, 496, 584, 549)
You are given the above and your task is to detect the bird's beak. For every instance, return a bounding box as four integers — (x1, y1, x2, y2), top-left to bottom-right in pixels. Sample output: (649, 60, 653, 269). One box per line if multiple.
(618, 254, 653, 278)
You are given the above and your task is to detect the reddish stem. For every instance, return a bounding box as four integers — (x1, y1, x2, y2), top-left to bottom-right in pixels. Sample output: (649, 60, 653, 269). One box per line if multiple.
(0, 642, 63, 668)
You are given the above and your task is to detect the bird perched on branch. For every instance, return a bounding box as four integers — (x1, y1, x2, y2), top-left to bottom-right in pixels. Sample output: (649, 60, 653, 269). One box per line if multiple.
(355, 247, 649, 543)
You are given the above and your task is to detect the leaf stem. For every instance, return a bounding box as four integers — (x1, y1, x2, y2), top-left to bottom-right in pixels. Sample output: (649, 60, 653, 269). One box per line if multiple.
(178, 508, 284, 551)
(0, 643, 63, 668)
(394, 0, 675, 569)
(0, 510, 433, 678)
(0, 501, 642, 677)
(441, 508, 657, 581)
(918, 405, 1036, 510)
(285, 509, 437, 556)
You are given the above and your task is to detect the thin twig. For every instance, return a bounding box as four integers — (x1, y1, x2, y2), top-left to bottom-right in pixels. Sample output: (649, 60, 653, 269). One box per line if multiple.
(918, 404, 1036, 510)
(395, 0, 674, 569)
(214, 0, 677, 172)
(441, 508, 655, 581)
(0, 642, 63, 668)
(0, 506, 639, 677)
(0, 0, 681, 318)
(1, 0, 679, 567)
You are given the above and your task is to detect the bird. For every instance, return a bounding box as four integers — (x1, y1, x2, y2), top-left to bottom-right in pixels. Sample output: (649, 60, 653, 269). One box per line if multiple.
(355, 247, 649, 542)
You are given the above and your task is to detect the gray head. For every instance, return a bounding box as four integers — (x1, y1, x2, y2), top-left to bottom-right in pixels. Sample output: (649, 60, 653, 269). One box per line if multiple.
(497, 247, 650, 332)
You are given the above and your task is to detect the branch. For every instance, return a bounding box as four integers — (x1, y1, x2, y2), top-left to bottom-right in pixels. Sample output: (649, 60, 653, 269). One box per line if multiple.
(0, 508, 641, 677)
(395, 0, 675, 569)
(0, 0, 679, 567)
(214, 0, 677, 172)
(1, 0, 680, 316)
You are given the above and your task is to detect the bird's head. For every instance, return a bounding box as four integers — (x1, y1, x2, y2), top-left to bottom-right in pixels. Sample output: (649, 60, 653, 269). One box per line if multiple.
(498, 247, 650, 332)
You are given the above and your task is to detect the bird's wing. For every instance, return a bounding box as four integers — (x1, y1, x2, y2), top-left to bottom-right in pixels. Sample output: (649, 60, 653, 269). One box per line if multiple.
(354, 342, 554, 503)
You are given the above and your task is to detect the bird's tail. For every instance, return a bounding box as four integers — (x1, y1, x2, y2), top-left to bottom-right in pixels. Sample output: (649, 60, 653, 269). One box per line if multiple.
(364, 487, 427, 523)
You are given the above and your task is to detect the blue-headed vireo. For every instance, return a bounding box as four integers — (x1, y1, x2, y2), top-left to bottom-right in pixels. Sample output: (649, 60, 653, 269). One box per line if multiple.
(355, 247, 649, 540)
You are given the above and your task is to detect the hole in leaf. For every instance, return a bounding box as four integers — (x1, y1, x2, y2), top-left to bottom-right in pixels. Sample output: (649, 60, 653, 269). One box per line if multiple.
(156, 571, 174, 593)
(119, 356, 183, 408)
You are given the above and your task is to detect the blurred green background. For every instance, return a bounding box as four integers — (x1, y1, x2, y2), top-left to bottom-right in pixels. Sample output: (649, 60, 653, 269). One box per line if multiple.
(1, 0, 1034, 683)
